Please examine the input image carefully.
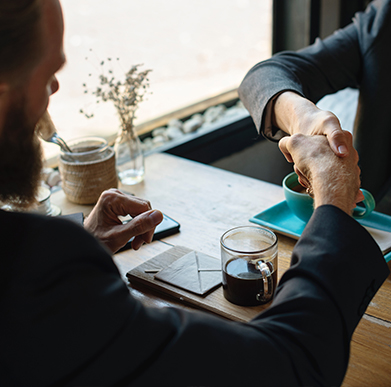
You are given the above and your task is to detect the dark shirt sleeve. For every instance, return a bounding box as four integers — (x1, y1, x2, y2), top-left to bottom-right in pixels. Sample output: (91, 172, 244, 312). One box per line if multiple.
(1, 206, 389, 387)
(130, 206, 388, 387)
(238, 0, 387, 141)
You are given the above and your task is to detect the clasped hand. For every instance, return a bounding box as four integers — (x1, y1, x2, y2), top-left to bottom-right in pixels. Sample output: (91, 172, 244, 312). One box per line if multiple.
(279, 132, 364, 215)
(84, 189, 163, 254)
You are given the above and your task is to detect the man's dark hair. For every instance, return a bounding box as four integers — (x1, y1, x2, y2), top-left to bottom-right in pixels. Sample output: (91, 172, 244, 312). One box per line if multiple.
(0, 0, 43, 84)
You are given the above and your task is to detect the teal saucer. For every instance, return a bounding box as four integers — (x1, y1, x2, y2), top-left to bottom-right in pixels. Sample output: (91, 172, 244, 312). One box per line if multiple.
(250, 201, 391, 263)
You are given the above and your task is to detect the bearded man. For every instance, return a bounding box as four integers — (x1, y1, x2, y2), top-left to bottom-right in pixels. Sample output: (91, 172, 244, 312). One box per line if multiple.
(0, 1, 389, 387)
(0, 0, 163, 249)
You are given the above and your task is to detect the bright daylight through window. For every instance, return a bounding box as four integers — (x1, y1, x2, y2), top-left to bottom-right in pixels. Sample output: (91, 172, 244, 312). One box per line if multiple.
(45, 0, 272, 162)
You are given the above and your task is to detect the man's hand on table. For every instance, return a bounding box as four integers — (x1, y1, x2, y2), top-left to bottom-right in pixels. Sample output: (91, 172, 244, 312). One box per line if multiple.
(84, 189, 163, 254)
(279, 132, 364, 215)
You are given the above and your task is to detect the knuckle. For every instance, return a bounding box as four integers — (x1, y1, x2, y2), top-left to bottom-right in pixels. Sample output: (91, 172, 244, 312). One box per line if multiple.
(98, 189, 124, 210)
(318, 112, 344, 136)
(99, 190, 112, 203)
(291, 133, 305, 141)
(328, 128, 350, 144)
(329, 128, 344, 139)
(139, 200, 151, 212)
(319, 110, 339, 126)
(289, 133, 304, 147)
(343, 130, 353, 141)
(100, 189, 116, 203)
(287, 133, 308, 152)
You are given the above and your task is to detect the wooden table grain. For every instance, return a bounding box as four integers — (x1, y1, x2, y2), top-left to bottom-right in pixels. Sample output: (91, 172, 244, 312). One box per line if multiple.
(51, 152, 391, 387)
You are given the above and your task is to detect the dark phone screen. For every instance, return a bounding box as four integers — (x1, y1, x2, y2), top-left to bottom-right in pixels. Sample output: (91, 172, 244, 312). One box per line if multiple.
(152, 214, 180, 240)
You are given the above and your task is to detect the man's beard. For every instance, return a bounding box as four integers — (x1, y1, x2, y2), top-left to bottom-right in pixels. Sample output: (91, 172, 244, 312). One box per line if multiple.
(0, 97, 43, 210)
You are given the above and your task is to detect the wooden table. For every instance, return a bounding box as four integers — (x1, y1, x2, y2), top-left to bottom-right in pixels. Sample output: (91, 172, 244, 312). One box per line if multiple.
(51, 152, 391, 387)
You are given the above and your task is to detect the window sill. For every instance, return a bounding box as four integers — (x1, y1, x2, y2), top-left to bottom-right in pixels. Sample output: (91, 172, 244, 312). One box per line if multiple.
(44, 88, 257, 168)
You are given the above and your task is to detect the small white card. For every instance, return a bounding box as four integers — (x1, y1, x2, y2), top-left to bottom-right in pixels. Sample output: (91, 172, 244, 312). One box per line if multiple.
(365, 226, 391, 255)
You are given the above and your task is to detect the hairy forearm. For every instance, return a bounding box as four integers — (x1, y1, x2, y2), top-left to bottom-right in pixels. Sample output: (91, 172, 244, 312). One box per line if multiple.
(312, 167, 358, 215)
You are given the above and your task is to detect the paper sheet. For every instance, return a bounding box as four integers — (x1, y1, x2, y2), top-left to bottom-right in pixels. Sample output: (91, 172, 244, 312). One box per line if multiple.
(365, 226, 391, 255)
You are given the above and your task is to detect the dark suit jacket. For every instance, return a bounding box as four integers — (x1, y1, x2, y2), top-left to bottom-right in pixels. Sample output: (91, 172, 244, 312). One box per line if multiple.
(0, 206, 389, 386)
(239, 0, 391, 204)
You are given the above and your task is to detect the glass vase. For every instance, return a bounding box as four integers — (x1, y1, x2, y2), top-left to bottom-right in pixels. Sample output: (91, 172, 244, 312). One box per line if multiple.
(114, 128, 145, 185)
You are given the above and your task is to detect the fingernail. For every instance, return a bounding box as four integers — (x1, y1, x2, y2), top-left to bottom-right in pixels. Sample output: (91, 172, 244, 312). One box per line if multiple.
(338, 145, 348, 155)
(149, 210, 163, 225)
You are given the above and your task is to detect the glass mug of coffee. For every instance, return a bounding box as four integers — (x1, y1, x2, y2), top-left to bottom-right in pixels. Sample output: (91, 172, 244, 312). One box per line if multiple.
(220, 226, 278, 306)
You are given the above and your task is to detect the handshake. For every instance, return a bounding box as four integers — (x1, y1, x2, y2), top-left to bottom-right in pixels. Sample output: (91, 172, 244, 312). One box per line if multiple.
(279, 131, 365, 217)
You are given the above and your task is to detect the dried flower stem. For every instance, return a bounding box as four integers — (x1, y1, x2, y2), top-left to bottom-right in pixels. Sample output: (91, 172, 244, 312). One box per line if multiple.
(81, 57, 152, 136)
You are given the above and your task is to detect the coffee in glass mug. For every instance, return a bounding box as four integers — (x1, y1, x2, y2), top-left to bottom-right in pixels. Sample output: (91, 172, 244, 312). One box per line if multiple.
(220, 226, 278, 306)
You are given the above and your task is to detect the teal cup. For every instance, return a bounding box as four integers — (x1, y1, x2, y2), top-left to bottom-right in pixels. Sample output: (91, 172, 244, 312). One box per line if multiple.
(282, 172, 376, 223)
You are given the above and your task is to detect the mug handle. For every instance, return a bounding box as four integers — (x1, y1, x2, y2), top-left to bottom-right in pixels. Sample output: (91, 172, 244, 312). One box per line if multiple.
(352, 189, 376, 219)
(255, 261, 273, 303)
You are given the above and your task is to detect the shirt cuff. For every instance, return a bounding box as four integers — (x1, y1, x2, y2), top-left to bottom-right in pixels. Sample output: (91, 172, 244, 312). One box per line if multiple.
(263, 92, 290, 142)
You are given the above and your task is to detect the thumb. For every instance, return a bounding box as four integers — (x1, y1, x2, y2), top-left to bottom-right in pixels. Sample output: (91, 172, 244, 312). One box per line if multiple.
(127, 210, 163, 238)
(327, 128, 350, 157)
(128, 210, 163, 250)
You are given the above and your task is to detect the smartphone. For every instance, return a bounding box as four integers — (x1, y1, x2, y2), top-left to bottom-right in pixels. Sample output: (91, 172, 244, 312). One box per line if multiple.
(118, 213, 180, 252)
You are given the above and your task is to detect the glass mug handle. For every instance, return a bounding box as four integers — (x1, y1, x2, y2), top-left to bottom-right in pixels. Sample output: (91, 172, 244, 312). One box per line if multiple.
(255, 261, 273, 303)
(353, 189, 376, 219)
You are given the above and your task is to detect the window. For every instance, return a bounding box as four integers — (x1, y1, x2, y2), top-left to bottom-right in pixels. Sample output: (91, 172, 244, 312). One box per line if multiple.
(45, 0, 272, 161)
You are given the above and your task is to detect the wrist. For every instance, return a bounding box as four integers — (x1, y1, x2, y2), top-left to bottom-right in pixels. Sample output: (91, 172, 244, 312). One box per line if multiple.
(273, 92, 339, 137)
(273, 92, 318, 135)
(314, 194, 352, 215)
(312, 173, 354, 215)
